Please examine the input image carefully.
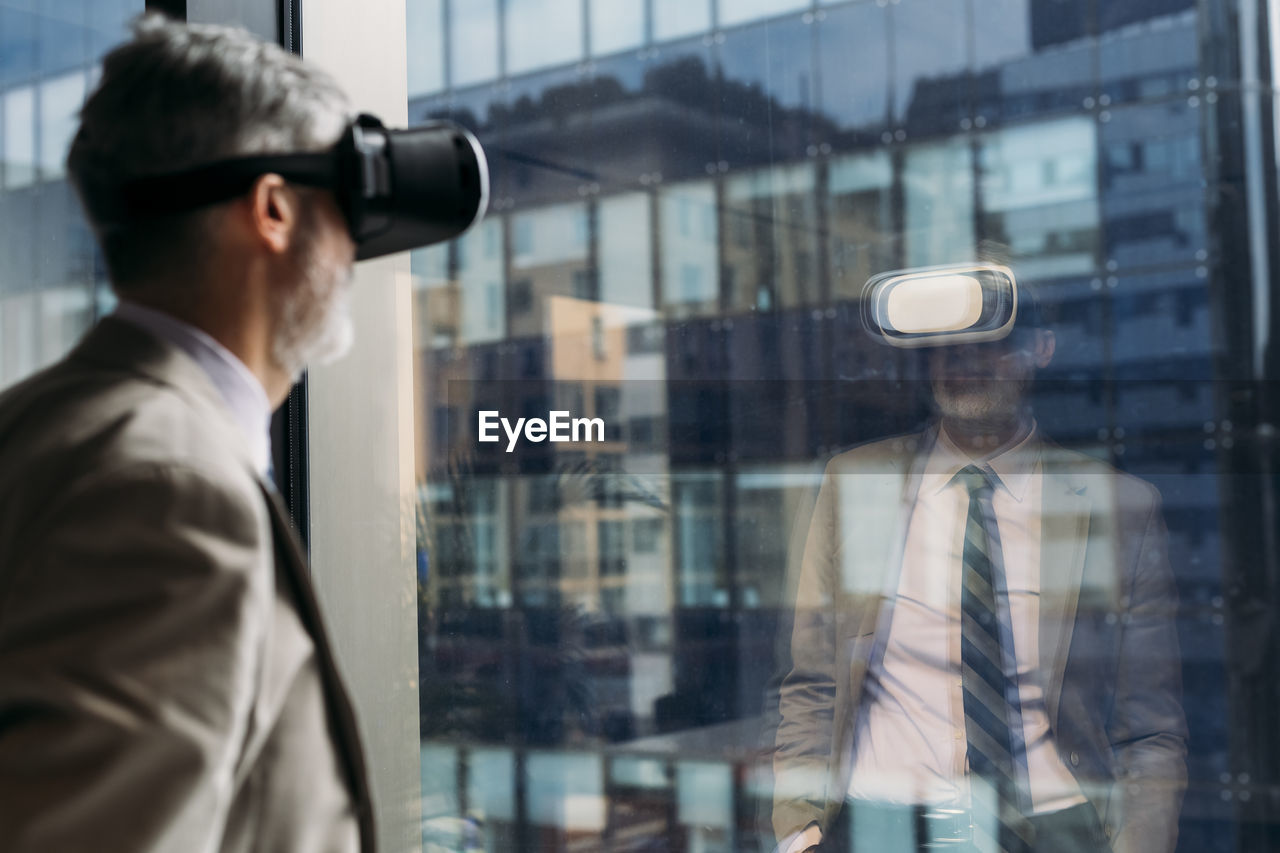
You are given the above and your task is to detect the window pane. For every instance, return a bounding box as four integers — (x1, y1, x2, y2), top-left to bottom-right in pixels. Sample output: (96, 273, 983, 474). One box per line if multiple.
(974, 0, 1095, 122)
(903, 136, 975, 267)
(723, 163, 819, 310)
(892, 0, 967, 130)
(526, 752, 605, 835)
(653, 0, 710, 41)
(456, 218, 505, 344)
(659, 182, 719, 317)
(450, 0, 499, 86)
(510, 202, 590, 337)
(406, 1, 1279, 851)
(0, 7, 38, 89)
(1100, 101, 1205, 269)
(505, 0, 583, 75)
(38, 70, 86, 180)
(718, 0, 808, 29)
(0, 1, 142, 393)
(816, 2, 889, 140)
(1100, 7, 1198, 105)
(827, 149, 894, 300)
(3, 86, 37, 189)
(979, 117, 1100, 278)
(718, 15, 816, 164)
(406, 0, 444, 97)
(590, 0, 645, 57)
(599, 193, 654, 309)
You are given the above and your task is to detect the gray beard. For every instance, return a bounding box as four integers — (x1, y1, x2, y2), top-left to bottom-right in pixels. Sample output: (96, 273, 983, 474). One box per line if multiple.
(932, 379, 1026, 429)
(272, 254, 354, 377)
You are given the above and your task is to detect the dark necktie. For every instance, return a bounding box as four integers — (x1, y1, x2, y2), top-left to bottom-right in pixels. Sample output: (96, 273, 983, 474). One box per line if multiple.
(956, 465, 1035, 853)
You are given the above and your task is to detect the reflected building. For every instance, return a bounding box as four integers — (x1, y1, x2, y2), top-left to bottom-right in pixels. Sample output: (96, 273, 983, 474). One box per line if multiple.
(0, 4, 140, 387)
(407, 1, 1276, 851)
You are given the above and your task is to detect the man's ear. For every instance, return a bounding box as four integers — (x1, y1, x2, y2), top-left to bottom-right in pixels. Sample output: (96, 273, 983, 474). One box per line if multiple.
(1033, 329, 1056, 368)
(247, 173, 295, 255)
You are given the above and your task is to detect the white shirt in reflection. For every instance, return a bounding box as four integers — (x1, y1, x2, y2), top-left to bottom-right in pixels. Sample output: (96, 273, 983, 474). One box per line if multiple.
(845, 423, 1087, 814)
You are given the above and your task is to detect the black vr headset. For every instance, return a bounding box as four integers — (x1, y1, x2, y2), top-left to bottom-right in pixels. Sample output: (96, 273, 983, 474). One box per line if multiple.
(85, 113, 489, 260)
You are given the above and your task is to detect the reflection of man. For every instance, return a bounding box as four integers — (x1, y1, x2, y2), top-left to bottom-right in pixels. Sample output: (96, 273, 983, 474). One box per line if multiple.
(773, 278, 1187, 853)
(0, 17, 371, 852)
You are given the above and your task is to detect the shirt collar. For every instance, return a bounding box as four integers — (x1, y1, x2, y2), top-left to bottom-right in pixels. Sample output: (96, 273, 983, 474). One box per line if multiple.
(924, 420, 1040, 502)
(112, 301, 273, 478)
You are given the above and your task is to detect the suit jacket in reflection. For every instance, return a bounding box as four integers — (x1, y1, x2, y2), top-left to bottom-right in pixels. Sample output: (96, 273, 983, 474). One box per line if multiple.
(773, 429, 1188, 853)
(0, 318, 374, 853)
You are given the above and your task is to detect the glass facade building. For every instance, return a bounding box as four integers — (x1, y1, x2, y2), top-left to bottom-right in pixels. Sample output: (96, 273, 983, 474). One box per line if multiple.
(0, 0, 142, 387)
(403, 1, 1280, 851)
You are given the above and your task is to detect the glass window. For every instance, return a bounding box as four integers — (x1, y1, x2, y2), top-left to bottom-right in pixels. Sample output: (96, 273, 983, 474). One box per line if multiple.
(723, 163, 820, 310)
(38, 71, 86, 180)
(0, 6, 37, 89)
(509, 203, 590, 337)
(718, 15, 816, 164)
(599, 193, 655, 310)
(673, 472, 726, 607)
(526, 752, 605, 838)
(467, 747, 517, 847)
(652, 0, 711, 42)
(456, 218, 505, 344)
(589, 0, 645, 57)
(717, 16, 812, 110)
(816, 2, 890, 140)
(0, 2, 142, 393)
(718, 0, 809, 29)
(979, 117, 1100, 278)
(827, 149, 894, 300)
(403, 1, 1279, 850)
(676, 760, 732, 848)
(1100, 101, 1205, 269)
(972, 0, 1035, 69)
(406, 0, 445, 97)
(891, 0, 968, 131)
(903, 136, 974, 267)
(449, 0, 499, 86)
(504, 0, 583, 76)
(3, 86, 37, 189)
(659, 181, 719, 316)
(973, 0, 1095, 122)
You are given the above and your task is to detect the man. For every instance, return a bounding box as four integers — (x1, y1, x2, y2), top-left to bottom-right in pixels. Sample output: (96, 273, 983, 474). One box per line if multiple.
(0, 16, 370, 852)
(772, 276, 1187, 853)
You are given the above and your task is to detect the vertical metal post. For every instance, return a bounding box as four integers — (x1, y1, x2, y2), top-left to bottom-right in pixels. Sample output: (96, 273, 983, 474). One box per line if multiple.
(273, 0, 310, 548)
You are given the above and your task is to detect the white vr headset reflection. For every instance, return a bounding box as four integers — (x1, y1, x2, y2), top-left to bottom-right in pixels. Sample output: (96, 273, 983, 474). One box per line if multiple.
(862, 263, 1022, 348)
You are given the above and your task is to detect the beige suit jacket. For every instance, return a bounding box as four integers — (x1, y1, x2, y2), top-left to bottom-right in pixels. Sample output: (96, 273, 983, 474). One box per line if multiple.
(773, 430, 1187, 853)
(0, 318, 374, 853)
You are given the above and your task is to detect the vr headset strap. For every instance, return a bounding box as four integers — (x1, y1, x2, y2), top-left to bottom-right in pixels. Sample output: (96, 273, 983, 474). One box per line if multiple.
(88, 152, 340, 224)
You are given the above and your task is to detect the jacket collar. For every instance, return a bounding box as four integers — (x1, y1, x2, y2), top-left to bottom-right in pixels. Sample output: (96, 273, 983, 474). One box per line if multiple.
(69, 316, 261, 479)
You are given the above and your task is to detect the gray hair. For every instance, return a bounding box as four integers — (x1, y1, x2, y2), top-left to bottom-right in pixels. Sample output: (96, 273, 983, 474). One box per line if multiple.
(67, 13, 350, 289)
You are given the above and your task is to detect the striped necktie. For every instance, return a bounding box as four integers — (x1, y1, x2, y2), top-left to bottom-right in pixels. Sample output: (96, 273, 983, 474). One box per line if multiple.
(955, 465, 1035, 853)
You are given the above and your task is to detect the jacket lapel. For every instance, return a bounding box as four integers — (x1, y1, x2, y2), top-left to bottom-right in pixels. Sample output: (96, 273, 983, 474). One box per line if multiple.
(259, 482, 377, 853)
(1037, 448, 1092, 728)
